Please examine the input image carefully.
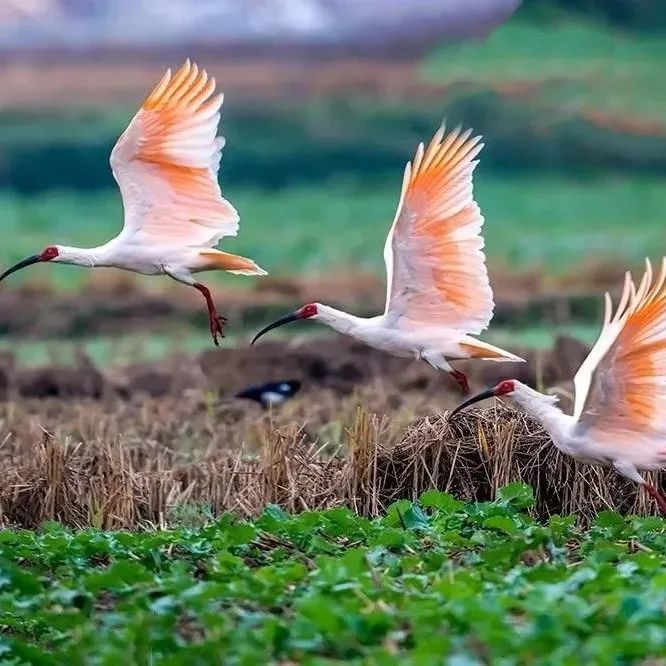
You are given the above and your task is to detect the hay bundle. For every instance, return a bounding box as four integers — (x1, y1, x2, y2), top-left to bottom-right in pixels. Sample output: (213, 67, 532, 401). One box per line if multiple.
(381, 404, 661, 522)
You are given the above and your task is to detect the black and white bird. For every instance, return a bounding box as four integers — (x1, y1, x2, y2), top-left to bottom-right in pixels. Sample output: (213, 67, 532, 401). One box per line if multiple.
(235, 380, 302, 408)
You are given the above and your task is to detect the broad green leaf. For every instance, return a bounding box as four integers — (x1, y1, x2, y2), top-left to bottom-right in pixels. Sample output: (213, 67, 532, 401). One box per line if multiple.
(497, 482, 535, 508)
(419, 490, 464, 513)
(2, 489, 666, 663)
(223, 524, 258, 547)
(482, 516, 519, 535)
(83, 560, 153, 593)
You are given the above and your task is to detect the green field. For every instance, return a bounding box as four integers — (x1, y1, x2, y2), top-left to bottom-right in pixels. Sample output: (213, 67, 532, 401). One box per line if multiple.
(1, 486, 665, 663)
(424, 21, 666, 123)
(1, 174, 663, 290)
(2, 18, 665, 297)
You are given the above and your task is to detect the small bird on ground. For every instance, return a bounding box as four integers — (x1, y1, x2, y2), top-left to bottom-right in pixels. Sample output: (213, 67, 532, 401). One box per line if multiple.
(251, 126, 523, 393)
(450, 258, 666, 513)
(0, 60, 266, 346)
(235, 380, 302, 408)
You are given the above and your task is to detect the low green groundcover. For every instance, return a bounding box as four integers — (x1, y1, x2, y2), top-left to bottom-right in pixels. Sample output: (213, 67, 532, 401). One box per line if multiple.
(0, 484, 664, 664)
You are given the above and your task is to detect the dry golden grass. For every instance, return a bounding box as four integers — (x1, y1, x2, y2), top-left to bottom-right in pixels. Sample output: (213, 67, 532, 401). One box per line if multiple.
(0, 332, 660, 529)
(0, 389, 662, 529)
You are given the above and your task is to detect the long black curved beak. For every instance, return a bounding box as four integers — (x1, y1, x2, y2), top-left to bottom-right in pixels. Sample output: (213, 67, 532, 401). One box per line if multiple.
(251, 311, 301, 345)
(448, 388, 497, 420)
(0, 255, 41, 283)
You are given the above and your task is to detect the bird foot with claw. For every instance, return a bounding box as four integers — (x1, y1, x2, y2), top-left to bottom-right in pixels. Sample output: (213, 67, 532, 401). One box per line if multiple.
(209, 312, 228, 347)
(451, 370, 470, 395)
(194, 283, 227, 347)
(644, 483, 666, 515)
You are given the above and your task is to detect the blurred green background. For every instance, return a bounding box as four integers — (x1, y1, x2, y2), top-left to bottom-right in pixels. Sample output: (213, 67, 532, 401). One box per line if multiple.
(0, 0, 664, 363)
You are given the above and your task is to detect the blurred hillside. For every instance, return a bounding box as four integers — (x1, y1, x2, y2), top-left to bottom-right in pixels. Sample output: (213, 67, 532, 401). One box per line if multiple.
(522, 0, 666, 30)
(0, 0, 518, 55)
(1, 6, 664, 192)
(3, 0, 664, 57)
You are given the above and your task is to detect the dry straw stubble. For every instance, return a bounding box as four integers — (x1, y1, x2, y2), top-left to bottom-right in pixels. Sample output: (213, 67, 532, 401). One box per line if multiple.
(0, 395, 661, 529)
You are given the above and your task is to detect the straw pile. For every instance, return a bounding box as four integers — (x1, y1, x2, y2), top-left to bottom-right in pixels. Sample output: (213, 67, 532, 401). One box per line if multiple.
(0, 402, 661, 529)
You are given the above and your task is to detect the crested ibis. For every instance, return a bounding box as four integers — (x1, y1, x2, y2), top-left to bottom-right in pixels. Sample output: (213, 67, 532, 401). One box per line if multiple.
(0, 60, 266, 346)
(252, 126, 524, 393)
(450, 258, 666, 513)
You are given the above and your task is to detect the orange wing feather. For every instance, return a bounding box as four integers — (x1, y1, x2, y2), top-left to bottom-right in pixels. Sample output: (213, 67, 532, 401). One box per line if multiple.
(383, 127, 494, 334)
(574, 258, 666, 441)
(110, 60, 238, 247)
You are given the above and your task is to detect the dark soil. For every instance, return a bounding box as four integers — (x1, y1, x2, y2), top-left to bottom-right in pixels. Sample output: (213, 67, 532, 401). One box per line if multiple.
(0, 334, 589, 405)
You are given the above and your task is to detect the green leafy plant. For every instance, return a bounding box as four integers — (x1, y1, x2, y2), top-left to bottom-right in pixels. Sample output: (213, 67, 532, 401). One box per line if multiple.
(0, 486, 664, 663)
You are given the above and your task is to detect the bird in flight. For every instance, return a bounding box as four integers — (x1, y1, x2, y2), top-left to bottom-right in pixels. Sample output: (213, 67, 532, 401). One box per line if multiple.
(450, 258, 666, 513)
(0, 60, 265, 346)
(252, 126, 523, 393)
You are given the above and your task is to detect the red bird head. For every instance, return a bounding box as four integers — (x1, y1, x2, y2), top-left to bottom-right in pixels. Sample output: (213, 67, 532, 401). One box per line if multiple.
(0, 246, 60, 283)
(449, 379, 517, 419)
(251, 303, 320, 344)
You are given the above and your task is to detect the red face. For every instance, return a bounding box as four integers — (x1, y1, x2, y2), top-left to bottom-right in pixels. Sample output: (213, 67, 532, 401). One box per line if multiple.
(40, 246, 59, 262)
(495, 380, 516, 396)
(252, 303, 319, 344)
(299, 303, 318, 319)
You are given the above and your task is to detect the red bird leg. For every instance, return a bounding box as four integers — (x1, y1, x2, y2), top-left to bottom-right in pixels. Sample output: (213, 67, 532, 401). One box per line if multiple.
(194, 283, 227, 346)
(644, 483, 666, 515)
(450, 369, 470, 395)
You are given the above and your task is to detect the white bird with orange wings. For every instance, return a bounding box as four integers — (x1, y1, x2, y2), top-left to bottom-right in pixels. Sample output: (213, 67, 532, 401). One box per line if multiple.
(252, 126, 524, 393)
(0, 60, 266, 345)
(451, 258, 666, 513)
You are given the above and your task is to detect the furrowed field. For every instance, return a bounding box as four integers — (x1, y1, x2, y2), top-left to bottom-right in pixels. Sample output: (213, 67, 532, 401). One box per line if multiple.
(1, 6, 666, 663)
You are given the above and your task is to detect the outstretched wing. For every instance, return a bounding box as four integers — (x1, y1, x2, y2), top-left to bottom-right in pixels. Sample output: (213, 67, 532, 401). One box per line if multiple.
(383, 126, 494, 334)
(110, 59, 238, 248)
(573, 258, 666, 441)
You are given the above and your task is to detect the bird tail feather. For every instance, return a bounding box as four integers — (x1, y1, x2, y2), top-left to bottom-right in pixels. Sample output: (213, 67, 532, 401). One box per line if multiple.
(459, 338, 524, 362)
(199, 250, 267, 276)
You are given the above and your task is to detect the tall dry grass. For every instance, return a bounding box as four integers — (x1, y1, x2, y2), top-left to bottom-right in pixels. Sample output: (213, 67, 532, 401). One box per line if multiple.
(0, 398, 661, 530)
